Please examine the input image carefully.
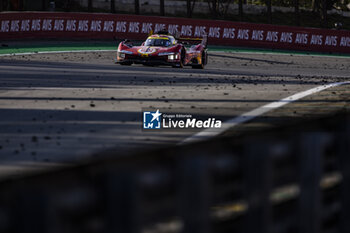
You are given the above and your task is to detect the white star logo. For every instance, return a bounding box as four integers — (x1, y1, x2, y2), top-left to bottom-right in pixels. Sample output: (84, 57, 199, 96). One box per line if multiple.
(151, 109, 162, 122)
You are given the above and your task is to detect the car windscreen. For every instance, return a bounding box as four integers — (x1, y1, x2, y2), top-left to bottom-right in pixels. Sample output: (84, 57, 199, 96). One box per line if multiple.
(145, 39, 171, 47)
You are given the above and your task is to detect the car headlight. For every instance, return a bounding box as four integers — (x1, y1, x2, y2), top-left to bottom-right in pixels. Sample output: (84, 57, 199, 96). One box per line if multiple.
(168, 54, 175, 60)
(159, 52, 174, 56)
(118, 50, 133, 54)
(119, 53, 125, 59)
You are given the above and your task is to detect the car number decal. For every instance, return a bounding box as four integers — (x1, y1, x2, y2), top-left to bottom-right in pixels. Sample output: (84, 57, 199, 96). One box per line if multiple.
(138, 47, 156, 55)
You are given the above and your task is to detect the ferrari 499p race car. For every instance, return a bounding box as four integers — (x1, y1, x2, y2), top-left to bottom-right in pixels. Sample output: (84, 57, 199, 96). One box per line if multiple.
(116, 31, 208, 69)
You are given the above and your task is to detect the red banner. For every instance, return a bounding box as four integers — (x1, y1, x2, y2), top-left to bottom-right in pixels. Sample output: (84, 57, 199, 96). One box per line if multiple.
(1, 12, 350, 54)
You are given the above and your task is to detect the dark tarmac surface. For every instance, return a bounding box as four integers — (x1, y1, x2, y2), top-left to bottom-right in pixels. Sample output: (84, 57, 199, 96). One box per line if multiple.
(0, 50, 349, 178)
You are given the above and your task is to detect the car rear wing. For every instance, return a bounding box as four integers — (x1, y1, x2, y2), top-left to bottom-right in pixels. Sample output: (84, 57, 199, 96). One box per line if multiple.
(149, 30, 207, 48)
(177, 35, 207, 48)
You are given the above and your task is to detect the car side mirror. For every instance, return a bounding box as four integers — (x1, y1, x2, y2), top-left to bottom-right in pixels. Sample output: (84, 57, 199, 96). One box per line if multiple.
(123, 39, 133, 47)
(141, 42, 145, 46)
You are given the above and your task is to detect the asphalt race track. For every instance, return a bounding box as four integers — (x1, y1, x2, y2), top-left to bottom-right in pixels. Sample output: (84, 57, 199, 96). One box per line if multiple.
(0, 50, 349, 178)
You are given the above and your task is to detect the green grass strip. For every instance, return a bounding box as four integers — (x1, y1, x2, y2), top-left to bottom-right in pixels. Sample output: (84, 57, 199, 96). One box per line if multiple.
(0, 41, 349, 58)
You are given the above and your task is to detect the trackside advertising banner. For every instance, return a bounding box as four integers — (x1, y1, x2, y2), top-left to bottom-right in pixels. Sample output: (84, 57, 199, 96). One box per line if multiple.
(1, 12, 350, 54)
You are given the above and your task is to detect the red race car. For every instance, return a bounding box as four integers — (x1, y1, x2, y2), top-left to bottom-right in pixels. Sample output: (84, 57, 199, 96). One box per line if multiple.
(116, 31, 208, 69)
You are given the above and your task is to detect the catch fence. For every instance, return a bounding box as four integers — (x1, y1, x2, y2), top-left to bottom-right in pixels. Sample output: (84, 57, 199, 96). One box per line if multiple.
(0, 113, 349, 233)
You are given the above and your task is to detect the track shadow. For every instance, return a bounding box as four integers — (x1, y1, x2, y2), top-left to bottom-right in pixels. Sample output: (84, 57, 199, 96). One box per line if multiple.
(210, 53, 294, 65)
(0, 59, 344, 90)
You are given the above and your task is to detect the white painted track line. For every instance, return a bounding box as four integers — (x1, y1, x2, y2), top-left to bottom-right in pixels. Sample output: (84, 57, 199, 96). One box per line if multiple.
(181, 81, 350, 144)
(0, 50, 116, 57)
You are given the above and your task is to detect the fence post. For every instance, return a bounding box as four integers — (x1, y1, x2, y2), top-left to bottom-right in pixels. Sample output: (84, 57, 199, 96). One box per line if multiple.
(88, 0, 93, 12)
(238, 0, 243, 21)
(297, 133, 324, 233)
(243, 141, 272, 233)
(160, 0, 165, 16)
(179, 156, 211, 233)
(13, 190, 50, 233)
(135, 0, 140, 15)
(294, 0, 300, 26)
(0, 206, 10, 232)
(338, 114, 350, 233)
(104, 171, 141, 233)
(266, 0, 272, 24)
(186, 0, 191, 17)
(41, 0, 46, 10)
(321, 0, 327, 27)
(19, 0, 23, 10)
(111, 0, 115, 13)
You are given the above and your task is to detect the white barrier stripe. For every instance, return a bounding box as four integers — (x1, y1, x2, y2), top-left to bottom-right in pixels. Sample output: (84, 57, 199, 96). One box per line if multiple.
(0, 49, 116, 57)
(223, 51, 350, 59)
(181, 81, 350, 144)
